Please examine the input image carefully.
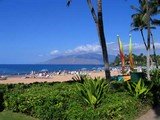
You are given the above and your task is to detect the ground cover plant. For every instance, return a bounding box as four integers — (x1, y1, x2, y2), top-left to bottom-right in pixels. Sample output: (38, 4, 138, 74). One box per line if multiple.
(0, 110, 38, 120)
(126, 79, 152, 98)
(0, 77, 154, 120)
(76, 77, 109, 108)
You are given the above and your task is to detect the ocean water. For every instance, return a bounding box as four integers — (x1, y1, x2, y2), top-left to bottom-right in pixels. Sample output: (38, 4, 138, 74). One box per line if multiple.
(0, 64, 103, 75)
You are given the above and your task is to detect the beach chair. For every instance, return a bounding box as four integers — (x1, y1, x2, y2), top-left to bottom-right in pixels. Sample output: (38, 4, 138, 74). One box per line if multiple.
(0, 76, 7, 80)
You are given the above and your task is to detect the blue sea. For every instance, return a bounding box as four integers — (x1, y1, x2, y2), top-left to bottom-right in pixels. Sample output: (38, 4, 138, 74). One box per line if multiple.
(0, 64, 103, 75)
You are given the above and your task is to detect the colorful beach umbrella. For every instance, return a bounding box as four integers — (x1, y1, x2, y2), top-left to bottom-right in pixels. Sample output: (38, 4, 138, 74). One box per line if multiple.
(129, 34, 134, 71)
(117, 35, 125, 73)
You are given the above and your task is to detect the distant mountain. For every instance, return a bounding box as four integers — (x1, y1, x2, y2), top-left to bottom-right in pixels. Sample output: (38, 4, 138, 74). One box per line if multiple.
(42, 53, 115, 65)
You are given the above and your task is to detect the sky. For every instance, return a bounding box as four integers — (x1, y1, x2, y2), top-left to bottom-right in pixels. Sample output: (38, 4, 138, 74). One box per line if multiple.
(0, 0, 160, 64)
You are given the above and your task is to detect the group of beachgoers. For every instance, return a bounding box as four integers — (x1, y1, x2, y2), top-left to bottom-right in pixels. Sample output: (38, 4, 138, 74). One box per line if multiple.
(23, 70, 98, 79)
(0, 66, 145, 83)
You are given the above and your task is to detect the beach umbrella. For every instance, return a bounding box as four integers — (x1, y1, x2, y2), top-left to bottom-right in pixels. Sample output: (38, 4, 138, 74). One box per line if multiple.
(117, 35, 125, 73)
(41, 69, 48, 72)
(129, 34, 134, 71)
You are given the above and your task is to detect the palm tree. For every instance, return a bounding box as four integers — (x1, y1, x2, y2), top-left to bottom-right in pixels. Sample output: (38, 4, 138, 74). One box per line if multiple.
(147, 0, 160, 69)
(67, 0, 110, 79)
(131, 0, 160, 80)
(131, 10, 147, 48)
(131, 11, 159, 69)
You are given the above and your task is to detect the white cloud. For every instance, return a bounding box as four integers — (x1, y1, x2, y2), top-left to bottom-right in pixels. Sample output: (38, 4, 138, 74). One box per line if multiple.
(153, 42, 160, 49)
(123, 42, 160, 51)
(48, 42, 160, 57)
(48, 42, 117, 56)
(65, 42, 116, 55)
(50, 50, 59, 55)
(65, 44, 101, 54)
(121, 43, 145, 50)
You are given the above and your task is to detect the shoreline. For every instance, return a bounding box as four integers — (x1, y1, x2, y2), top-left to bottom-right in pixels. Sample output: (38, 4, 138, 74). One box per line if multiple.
(0, 70, 120, 84)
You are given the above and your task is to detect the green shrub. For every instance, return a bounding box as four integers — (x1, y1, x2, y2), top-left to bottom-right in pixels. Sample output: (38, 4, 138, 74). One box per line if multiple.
(0, 90, 4, 111)
(98, 92, 140, 120)
(4, 82, 79, 120)
(151, 69, 160, 85)
(77, 77, 109, 108)
(150, 69, 160, 105)
(72, 74, 88, 83)
(126, 79, 152, 98)
(2, 82, 152, 120)
(110, 81, 128, 92)
(65, 92, 145, 120)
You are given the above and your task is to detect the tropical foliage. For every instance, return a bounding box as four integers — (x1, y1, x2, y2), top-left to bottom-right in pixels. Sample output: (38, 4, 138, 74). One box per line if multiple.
(130, 0, 160, 80)
(0, 81, 152, 120)
(151, 69, 160, 85)
(1, 1, 160, 120)
(127, 79, 152, 98)
(113, 53, 160, 66)
(77, 77, 109, 108)
(72, 74, 88, 83)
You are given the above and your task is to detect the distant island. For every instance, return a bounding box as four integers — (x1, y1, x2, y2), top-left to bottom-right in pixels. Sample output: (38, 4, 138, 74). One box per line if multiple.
(42, 53, 116, 65)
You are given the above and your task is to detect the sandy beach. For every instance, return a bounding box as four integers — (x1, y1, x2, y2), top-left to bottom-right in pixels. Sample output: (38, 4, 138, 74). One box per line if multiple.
(0, 71, 119, 84)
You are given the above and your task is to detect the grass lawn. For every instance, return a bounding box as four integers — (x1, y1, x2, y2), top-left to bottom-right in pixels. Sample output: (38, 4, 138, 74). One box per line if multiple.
(0, 110, 38, 120)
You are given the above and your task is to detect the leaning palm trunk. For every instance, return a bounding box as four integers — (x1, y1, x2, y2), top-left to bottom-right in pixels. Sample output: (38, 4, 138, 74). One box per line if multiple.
(151, 33, 158, 69)
(140, 29, 147, 49)
(146, 48, 151, 80)
(87, 0, 110, 79)
(146, 24, 151, 80)
(140, 29, 158, 69)
(146, 0, 151, 80)
(96, 0, 110, 79)
(96, 23, 110, 79)
(139, 28, 150, 79)
(67, 0, 110, 79)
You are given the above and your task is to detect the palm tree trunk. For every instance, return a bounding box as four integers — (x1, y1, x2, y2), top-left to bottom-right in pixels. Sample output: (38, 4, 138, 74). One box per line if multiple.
(87, 0, 110, 79)
(151, 32, 158, 69)
(68, 0, 110, 79)
(147, 48, 150, 80)
(140, 29, 147, 49)
(97, 0, 110, 79)
(146, 0, 151, 80)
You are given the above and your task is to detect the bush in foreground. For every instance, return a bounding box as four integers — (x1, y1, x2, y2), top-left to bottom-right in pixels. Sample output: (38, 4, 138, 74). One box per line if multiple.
(0, 81, 152, 120)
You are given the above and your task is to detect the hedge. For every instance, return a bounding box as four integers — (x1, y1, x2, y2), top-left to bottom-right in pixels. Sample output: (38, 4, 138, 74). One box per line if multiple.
(0, 82, 152, 120)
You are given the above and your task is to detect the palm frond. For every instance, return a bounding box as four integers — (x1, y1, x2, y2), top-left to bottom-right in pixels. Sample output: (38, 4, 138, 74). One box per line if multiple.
(138, 0, 143, 5)
(152, 19, 160, 26)
(142, 13, 150, 24)
(131, 27, 140, 32)
(150, 26, 156, 29)
(131, 5, 142, 13)
(67, 0, 71, 6)
(131, 13, 141, 19)
(144, 26, 156, 29)
(130, 22, 134, 26)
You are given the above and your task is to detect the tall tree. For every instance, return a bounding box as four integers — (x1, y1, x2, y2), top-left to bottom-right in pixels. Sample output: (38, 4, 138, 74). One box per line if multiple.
(67, 0, 110, 79)
(131, 7, 159, 68)
(131, 0, 160, 80)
